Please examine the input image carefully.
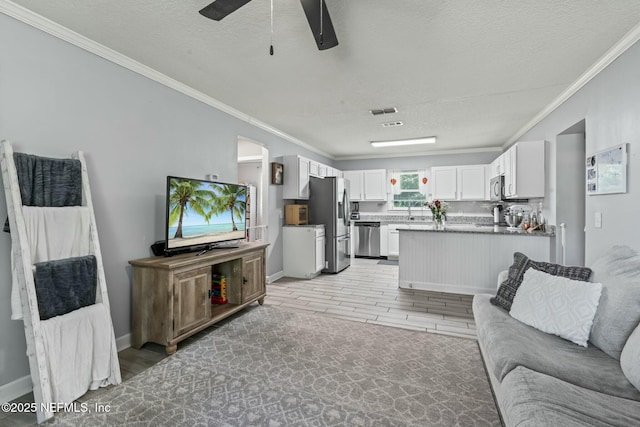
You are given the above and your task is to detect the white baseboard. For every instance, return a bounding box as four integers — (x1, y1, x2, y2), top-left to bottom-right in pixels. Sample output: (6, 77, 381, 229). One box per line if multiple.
(0, 375, 32, 404)
(116, 333, 131, 352)
(266, 270, 284, 283)
(0, 333, 131, 404)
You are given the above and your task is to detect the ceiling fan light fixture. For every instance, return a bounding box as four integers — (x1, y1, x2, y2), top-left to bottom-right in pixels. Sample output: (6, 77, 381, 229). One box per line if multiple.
(371, 137, 436, 148)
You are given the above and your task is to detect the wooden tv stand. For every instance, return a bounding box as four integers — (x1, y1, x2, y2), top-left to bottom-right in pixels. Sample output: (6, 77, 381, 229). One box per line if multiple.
(129, 242, 268, 354)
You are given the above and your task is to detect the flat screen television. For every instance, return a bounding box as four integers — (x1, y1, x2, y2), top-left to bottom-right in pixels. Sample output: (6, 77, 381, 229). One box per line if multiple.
(164, 176, 247, 255)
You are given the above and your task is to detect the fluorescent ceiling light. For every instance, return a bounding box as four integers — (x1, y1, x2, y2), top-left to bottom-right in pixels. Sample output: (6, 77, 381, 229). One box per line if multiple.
(370, 137, 436, 148)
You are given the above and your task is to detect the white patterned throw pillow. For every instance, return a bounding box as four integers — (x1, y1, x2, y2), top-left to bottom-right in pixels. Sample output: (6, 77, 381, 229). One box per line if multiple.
(510, 268, 603, 347)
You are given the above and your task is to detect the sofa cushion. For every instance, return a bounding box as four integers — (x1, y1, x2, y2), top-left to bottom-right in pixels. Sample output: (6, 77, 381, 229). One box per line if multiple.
(500, 366, 640, 427)
(589, 245, 640, 359)
(510, 268, 602, 347)
(621, 323, 640, 391)
(473, 294, 640, 401)
(490, 252, 592, 311)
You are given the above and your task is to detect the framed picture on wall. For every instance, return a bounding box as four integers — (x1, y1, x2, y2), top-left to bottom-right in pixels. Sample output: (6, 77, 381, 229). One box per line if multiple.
(586, 143, 627, 195)
(271, 162, 284, 185)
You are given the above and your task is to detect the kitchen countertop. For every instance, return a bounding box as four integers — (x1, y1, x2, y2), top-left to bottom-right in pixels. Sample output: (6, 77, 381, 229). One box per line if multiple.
(395, 223, 554, 237)
(283, 224, 325, 229)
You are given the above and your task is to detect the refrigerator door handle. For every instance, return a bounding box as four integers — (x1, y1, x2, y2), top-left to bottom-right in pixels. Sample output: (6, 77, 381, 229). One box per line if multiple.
(342, 189, 350, 227)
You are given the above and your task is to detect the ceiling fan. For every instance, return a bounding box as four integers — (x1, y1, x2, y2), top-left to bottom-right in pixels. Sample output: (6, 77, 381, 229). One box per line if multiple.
(199, 0, 339, 51)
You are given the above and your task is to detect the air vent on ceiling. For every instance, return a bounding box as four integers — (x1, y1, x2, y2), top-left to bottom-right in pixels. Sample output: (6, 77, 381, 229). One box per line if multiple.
(381, 121, 403, 128)
(369, 107, 397, 116)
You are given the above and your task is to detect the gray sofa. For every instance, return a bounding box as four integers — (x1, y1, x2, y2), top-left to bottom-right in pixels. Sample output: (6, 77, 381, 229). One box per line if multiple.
(473, 246, 640, 426)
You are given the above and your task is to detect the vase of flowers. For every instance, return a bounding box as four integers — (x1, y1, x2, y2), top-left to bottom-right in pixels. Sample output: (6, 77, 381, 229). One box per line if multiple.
(425, 199, 448, 229)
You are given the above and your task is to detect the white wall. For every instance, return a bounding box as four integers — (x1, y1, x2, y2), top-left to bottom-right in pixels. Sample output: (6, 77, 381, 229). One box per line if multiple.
(555, 133, 586, 266)
(519, 40, 640, 265)
(0, 13, 331, 392)
(238, 162, 263, 189)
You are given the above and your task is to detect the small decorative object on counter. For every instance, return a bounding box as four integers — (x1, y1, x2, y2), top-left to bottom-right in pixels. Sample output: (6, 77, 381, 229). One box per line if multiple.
(425, 199, 448, 228)
(537, 202, 545, 232)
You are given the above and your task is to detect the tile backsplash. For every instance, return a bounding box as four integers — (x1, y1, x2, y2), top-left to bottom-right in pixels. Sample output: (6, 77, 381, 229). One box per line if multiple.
(354, 198, 545, 225)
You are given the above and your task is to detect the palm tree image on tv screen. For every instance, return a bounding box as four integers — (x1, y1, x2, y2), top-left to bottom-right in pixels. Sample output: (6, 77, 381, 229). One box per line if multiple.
(167, 177, 247, 249)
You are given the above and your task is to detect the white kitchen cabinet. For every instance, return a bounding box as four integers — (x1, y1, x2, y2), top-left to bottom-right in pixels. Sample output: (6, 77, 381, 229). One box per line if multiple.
(283, 225, 325, 279)
(503, 140, 545, 199)
(309, 160, 320, 177)
(490, 155, 505, 178)
(388, 224, 400, 258)
(431, 165, 487, 201)
(363, 170, 387, 200)
(343, 169, 387, 201)
(380, 224, 389, 256)
(431, 167, 457, 200)
(282, 155, 310, 199)
(318, 164, 327, 177)
(457, 165, 486, 200)
(343, 171, 364, 201)
(503, 146, 516, 198)
(315, 230, 325, 272)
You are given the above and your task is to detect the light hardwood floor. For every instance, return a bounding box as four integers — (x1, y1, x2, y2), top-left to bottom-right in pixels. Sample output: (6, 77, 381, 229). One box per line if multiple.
(1, 258, 476, 426)
(266, 257, 477, 339)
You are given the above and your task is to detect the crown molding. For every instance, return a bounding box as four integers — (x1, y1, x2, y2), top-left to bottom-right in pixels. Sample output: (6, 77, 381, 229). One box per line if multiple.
(334, 146, 503, 161)
(0, 0, 334, 160)
(4, 0, 639, 160)
(505, 20, 640, 147)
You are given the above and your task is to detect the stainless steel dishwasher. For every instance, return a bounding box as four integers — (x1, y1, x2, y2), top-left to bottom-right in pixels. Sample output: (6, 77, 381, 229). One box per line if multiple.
(354, 221, 381, 258)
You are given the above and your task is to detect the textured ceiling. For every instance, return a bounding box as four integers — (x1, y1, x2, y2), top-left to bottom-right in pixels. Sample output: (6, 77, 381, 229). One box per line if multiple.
(8, 0, 640, 159)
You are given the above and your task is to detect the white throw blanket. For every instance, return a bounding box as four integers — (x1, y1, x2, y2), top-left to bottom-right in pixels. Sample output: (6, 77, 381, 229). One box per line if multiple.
(39, 303, 119, 403)
(10, 206, 91, 320)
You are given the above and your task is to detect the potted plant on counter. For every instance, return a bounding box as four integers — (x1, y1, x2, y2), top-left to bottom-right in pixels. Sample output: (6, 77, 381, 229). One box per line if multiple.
(425, 199, 448, 229)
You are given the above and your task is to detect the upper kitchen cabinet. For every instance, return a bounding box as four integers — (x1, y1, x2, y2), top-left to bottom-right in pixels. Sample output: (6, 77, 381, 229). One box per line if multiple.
(431, 165, 487, 201)
(325, 166, 341, 178)
(431, 167, 457, 200)
(343, 169, 387, 201)
(309, 160, 320, 178)
(317, 163, 327, 178)
(343, 171, 364, 201)
(502, 140, 545, 199)
(490, 155, 505, 178)
(282, 155, 310, 199)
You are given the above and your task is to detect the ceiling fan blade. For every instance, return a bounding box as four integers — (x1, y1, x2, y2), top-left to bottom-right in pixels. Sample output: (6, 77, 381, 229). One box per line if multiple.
(199, 0, 253, 21)
(300, 0, 338, 50)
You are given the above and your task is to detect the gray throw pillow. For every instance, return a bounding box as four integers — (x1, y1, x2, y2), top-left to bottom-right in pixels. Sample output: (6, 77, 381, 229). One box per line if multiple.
(589, 245, 640, 359)
(621, 323, 640, 391)
(490, 252, 593, 311)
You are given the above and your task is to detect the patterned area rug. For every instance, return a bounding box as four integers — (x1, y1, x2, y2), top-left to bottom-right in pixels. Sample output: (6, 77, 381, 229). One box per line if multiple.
(51, 306, 500, 426)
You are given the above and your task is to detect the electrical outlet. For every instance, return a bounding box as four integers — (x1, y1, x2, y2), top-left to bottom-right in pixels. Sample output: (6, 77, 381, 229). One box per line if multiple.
(595, 212, 602, 228)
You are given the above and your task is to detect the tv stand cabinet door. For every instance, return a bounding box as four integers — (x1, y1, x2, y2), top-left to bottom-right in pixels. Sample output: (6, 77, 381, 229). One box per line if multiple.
(173, 267, 212, 337)
(242, 252, 265, 303)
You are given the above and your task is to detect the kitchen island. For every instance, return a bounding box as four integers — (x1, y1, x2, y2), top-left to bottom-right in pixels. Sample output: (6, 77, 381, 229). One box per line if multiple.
(398, 224, 555, 295)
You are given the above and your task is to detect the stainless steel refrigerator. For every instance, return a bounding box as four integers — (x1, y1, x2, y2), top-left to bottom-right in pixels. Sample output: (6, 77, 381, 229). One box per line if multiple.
(308, 176, 351, 273)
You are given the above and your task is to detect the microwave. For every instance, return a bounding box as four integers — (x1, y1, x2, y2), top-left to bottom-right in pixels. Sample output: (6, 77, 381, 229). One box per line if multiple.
(285, 204, 308, 225)
(490, 176, 505, 201)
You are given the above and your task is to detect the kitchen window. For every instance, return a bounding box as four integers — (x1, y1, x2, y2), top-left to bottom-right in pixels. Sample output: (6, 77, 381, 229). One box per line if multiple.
(388, 170, 429, 209)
